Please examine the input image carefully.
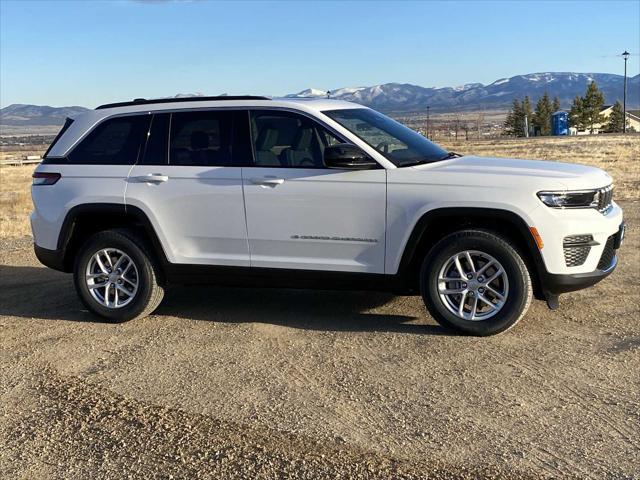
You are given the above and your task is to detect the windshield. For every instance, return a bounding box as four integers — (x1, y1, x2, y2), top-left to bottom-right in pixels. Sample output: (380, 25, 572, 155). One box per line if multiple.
(324, 108, 449, 167)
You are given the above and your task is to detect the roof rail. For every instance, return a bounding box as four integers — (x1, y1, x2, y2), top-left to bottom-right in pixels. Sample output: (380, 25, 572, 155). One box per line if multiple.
(95, 95, 271, 110)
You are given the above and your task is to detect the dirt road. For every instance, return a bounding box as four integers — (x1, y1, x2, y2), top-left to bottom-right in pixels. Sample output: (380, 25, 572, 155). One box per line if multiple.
(1, 201, 639, 479)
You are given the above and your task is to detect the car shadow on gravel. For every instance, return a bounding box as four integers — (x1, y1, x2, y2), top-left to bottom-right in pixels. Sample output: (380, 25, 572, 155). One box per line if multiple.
(157, 285, 448, 335)
(0, 265, 89, 322)
(0, 265, 448, 335)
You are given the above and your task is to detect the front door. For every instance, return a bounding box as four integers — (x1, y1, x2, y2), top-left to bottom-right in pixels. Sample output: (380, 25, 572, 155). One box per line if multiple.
(242, 110, 387, 273)
(125, 110, 251, 266)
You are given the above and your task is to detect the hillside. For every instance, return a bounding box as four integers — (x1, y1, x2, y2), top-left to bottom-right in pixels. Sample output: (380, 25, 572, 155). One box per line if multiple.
(0, 104, 88, 127)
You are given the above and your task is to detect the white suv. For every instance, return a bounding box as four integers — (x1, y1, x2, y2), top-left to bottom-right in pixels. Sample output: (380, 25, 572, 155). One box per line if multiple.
(31, 96, 625, 335)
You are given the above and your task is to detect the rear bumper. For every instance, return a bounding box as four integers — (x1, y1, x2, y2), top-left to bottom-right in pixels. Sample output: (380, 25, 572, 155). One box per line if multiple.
(34, 244, 66, 272)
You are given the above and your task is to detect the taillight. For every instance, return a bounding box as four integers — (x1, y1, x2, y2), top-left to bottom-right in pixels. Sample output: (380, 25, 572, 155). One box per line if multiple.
(32, 172, 61, 186)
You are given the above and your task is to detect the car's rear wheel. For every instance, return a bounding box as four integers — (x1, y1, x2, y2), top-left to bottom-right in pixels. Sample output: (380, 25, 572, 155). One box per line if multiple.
(73, 229, 164, 322)
(421, 230, 532, 336)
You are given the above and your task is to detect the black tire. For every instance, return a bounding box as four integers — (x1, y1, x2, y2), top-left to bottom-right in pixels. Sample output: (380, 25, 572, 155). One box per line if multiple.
(420, 230, 532, 336)
(73, 229, 165, 323)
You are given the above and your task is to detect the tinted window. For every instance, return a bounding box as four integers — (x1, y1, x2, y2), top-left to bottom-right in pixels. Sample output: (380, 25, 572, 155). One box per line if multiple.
(169, 111, 234, 166)
(68, 115, 149, 165)
(325, 108, 448, 167)
(250, 111, 343, 168)
(43, 117, 74, 160)
(231, 110, 253, 165)
(141, 113, 170, 165)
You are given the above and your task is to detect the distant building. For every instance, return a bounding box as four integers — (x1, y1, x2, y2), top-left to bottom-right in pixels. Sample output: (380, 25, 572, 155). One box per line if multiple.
(573, 105, 640, 134)
(625, 109, 640, 130)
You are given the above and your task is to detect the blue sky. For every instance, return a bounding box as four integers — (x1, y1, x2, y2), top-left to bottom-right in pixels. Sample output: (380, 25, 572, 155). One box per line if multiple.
(1, 0, 638, 107)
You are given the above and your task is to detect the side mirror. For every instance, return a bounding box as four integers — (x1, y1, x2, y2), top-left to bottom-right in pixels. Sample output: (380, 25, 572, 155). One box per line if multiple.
(324, 144, 379, 170)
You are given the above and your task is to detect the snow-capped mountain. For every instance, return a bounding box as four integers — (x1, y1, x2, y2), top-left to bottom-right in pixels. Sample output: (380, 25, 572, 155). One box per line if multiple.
(290, 88, 331, 98)
(171, 92, 205, 98)
(3, 72, 638, 127)
(287, 72, 639, 112)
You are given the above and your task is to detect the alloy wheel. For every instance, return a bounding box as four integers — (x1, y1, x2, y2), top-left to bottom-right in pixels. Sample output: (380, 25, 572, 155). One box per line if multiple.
(85, 248, 139, 308)
(437, 250, 509, 321)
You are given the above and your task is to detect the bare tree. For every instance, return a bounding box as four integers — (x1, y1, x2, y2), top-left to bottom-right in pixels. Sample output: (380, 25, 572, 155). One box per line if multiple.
(476, 112, 485, 139)
(454, 114, 460, 140)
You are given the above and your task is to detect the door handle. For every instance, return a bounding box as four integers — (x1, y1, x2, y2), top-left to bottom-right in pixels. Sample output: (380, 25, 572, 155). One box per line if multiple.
(250, 177, 285, 186)
(135, 174, 169, 183)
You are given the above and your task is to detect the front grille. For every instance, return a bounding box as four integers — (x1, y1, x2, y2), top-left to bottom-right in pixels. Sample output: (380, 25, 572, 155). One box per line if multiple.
(563, 234, 593, 267)
(597, 234, 616, 270)
(597, 185, 614, 214)
(564, 246, 590, 266)
(563, 235, 593, 245)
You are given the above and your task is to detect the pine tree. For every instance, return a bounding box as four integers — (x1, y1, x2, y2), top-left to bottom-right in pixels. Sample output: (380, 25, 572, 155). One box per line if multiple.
(606, 101, 626, 133)
(533, 92, 554, 136)
(552, 96, 561, 112)
(568, 82, 607, 133)
(504, 98, 533, 137)
(569, 95, 585, 130)
(504, 98, 523, 136)
(582, 82, 606, 133)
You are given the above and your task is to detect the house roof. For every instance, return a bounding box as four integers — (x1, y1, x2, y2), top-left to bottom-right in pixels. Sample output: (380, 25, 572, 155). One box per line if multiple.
(599, 105, 640, 120)
(627, 110, 640, 120)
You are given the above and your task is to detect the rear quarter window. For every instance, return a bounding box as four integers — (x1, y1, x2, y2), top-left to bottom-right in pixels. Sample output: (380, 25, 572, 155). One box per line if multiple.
(67, 115, 150, 165)
(43, 117, 74, 160)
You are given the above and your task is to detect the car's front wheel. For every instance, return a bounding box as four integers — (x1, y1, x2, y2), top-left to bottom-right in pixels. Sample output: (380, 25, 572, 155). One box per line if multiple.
(421, 230, 532, 336)
(73, 229, 164, 322)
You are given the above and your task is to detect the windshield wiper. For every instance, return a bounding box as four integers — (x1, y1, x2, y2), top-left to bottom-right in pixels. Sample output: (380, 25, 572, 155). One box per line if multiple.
(400, 151, 463, 167)
(440, 151, 463, 160)
(398, 158, 433, 167)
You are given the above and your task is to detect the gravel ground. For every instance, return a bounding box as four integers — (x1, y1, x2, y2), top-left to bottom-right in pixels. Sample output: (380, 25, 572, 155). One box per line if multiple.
(1, 201, 639, 479)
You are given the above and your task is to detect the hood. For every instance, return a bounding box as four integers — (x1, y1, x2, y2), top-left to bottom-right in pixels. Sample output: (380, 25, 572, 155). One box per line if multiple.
(408, 155, 613, 191)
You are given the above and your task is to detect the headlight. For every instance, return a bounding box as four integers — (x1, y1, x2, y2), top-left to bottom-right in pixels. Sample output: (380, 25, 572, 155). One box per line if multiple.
(537, 190, 600, 209)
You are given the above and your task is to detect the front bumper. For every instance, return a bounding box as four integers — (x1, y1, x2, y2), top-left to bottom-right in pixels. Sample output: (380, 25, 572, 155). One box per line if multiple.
(532, 202, 623, 275)
(542, 255, 618, 295)
(541, 222, 623, 295)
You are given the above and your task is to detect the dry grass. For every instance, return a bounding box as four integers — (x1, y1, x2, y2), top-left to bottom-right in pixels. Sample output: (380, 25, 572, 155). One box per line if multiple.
(0, 144, 48, 159)
(0, 135, 638, 239)
(0, 165, 36, 238)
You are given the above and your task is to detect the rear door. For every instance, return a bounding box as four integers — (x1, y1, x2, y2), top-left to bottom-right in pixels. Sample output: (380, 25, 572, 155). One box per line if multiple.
(241, 110, 387, 273)
(125, 110, 251, 266)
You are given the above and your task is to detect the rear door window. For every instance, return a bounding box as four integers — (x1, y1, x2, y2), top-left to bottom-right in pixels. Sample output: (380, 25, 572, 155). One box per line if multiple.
(169, 110, 235, 166)
(68, 115, 150, 165)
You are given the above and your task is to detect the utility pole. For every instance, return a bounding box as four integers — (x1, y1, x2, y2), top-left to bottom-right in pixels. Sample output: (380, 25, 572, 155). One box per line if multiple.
(622, 51, 630, 133)
(426, 106, 430, 138)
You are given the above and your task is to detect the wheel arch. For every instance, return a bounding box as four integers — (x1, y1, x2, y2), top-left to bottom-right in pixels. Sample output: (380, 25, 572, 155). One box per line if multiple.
(396, 207, 547, 298)
(57, 203, 169, 274)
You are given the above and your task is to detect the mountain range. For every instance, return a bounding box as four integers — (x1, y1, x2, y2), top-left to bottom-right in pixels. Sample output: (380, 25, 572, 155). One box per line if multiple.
(288, 72, 639, 113)
(1, 72, 638, 127)
(0, 104, 88, 127)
